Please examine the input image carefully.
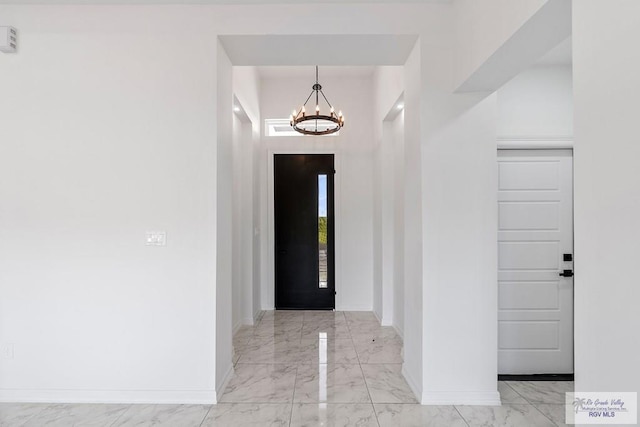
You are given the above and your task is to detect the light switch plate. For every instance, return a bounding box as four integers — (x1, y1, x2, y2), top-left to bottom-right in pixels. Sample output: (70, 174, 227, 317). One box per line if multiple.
(1, 343, 14, 360)
(146, 231, 166, 246)
(0, 27, 17, 53)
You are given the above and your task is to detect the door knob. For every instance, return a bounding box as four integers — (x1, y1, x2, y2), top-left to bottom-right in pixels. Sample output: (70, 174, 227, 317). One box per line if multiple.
(559, 269, 574, 277)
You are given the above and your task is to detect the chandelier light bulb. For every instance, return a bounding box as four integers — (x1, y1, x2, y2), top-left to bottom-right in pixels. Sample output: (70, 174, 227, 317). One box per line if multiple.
(292, 109, 297, 117)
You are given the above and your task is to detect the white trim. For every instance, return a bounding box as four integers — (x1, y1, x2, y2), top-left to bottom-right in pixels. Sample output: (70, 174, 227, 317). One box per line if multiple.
(401, 364, 422, 402)
(0, 389, 217, 405)
(421, 390, 502, 406)
(233, 321, 242, 336)
(380, 316, 393, 327)
(267, 149, 342, 310)
(392, 323, 404, 340)
(373, 308, 394, 326)
(497, 136, 573, 150)
(337, 305, 371, 312)
(215, 364, 234, 401)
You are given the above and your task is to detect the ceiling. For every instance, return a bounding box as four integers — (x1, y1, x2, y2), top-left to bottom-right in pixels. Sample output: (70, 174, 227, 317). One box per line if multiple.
(258, 66, 376, 79)
(219, 34, 418, 66)
(0, 0, 450, 3)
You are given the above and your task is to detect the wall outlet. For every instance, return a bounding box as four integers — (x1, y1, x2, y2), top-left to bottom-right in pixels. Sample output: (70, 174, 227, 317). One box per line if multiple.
(1, 343, 14, 360)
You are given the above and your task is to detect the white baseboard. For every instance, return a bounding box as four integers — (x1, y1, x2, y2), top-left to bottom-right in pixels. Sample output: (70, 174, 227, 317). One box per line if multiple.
(336, 305, 372, 311)
(380, 316, 393, 327)
(0, 388, 217, 404)
(421, 390, 502, 406)
(242, 316, 255, 326)
(401, 364, 422, 402)
(216, 364, 234, 401)
(232, 321, 242, 336)
(372, 309, 394, 327)
(392, 323, 404, 340)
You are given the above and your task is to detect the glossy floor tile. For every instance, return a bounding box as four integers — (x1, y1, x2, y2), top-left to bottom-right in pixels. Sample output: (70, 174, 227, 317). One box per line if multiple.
(353, 335, 403, 364)
(455, 403, 556, 427)
(505, 381, 574, 404)
(219, 363, 297, 403)
(201, 403, 290, 426)
(535, 403, 569, 427)
(294, 363, 371, 403)
(114, 404, 210, 426)
(23, 403, 129, 427)
(375, 404, 468, 427)
(291, 403, 378, 427)
(361, 364, 418, 404)
(0, 403, 48, 426)
(1, 311, 575, 426)
(498, 382, 528, 404)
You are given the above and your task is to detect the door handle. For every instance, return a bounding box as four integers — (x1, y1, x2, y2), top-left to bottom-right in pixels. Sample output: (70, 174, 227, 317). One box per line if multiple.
(559, 269, 574, 277)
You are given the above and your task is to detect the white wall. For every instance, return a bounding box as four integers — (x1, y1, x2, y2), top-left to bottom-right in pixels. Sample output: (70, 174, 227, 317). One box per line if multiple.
(372, 66, 404, 329)
(215, 40, 234, 397)
(573, 0, 640, 395)
(231, 114, 243, 332)
(232, 67, 262, 328)
(401, 43, 424, 399)
(497, 65, 573, 139)
(0, 7, 219, 403)
(259, 72, 375, 311)
(391, 111, 405, 336)
(454, 0, 548, 88)
(418, 30, 500, 403)
(372, 120, 383, 320)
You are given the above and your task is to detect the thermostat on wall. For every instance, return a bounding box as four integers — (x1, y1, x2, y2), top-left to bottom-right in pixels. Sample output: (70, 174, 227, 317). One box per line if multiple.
(0, 27, 17, 53)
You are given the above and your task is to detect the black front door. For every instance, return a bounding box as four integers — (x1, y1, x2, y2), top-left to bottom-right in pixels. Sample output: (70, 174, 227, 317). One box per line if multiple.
(274, 154, 335, 310)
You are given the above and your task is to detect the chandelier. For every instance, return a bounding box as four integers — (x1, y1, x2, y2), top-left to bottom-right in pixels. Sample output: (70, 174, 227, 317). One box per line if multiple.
(290, 66, 344, 136)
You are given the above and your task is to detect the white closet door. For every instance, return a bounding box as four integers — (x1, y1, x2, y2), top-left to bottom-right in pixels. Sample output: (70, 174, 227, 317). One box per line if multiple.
(498, 150, 573, 374)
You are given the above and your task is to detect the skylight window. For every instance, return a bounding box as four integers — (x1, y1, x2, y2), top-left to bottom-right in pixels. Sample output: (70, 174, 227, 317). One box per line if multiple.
(265, 119, 339, 137)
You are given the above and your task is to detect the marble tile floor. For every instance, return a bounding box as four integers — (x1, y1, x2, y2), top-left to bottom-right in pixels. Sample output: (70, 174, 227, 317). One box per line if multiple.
(0, 311, 574, 426)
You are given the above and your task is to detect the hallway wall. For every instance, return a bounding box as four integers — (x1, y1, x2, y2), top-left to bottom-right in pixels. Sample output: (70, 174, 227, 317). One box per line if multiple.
(231, 66, 262, 332)
(497, 65, 573, 139)
(0, 7, 221, 403)
(573, 0, 640, 396)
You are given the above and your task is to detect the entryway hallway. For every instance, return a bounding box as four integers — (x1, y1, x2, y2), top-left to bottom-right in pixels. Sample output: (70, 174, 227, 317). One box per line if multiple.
(0, 311, 574, 426)
(220, 310, 572, 426)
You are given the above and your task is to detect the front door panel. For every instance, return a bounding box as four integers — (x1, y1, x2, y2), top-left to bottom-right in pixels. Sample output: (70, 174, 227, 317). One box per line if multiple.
(274, 154, 335, 310)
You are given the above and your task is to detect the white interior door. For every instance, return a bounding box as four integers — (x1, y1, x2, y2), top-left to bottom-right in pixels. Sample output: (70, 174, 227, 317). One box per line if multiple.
(498, 149, 574, 374)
